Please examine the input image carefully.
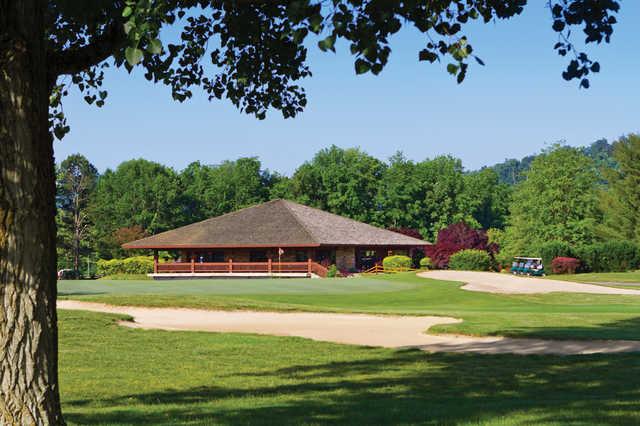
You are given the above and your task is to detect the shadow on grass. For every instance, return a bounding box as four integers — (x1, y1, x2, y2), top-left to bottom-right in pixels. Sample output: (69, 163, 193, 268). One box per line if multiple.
(504, 316, 640, 341)
(64, 350, 640, 425)
(58, 291, 106, 297)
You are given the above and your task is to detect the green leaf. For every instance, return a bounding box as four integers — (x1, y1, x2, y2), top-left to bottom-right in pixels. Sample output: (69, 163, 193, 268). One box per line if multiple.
(123, 21, 135, 35)
(317, 35, 335, 52)
(122, 6, 133, 17)
(148, 39, 162, 55)
(419, 49, 437, 63)
(125, 47, 143, 66)
(309, 14, 323, 33)
(446, 63, 459, 75)
(355, 59, 370, 75)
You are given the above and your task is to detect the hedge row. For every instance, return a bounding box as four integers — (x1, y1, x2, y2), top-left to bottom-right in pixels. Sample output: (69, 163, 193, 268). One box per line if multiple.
(537, 240, 640, 273)
(96, 256, 154, 276)
(449, 249, 492, 271)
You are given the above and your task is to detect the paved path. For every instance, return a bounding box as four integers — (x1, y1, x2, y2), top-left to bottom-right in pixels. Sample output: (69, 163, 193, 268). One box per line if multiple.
(58, 300, 640, 355)
(419, 270, 640, 295)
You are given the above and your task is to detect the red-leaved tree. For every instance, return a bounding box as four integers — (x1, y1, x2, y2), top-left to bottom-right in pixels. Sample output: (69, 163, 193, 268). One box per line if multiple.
(426, 222, 496, 269)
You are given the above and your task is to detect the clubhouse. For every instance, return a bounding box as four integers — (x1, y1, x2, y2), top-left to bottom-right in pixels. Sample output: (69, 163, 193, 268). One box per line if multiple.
(123, 199, 430, 278)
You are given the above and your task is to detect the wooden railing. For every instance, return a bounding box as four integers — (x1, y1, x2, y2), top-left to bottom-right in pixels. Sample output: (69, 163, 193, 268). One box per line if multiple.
(310, 262, 329, 278)
(155, 259, 327, 276)
(361, 264, 416, 274)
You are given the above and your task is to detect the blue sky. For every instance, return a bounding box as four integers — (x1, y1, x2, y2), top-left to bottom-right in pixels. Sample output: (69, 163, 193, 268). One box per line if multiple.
(55, 2, 639, 175)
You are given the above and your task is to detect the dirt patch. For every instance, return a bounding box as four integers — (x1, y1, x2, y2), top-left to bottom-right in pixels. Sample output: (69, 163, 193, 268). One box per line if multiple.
(58, 300, 640, 355)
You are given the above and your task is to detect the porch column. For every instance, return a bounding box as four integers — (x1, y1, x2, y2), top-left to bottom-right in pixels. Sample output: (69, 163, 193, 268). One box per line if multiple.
(191, 257, 195, 273)
(228, 258, 233, 273)
(307, 258, 312, 274)
(268, 258, 272, 274)
(153, 250, 158, 274)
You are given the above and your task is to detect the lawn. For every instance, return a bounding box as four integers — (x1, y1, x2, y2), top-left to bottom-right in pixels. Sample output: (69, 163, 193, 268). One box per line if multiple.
(59, 310, 640, 425)
(59, 273, 640, 341)
(550, 271, 640, 287)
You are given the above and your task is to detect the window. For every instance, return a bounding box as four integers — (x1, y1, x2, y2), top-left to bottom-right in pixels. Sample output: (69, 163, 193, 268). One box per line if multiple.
(295, 250, 308, 262)
(315, 249, 334, 266)
(211, 251, 225, 262)
(250, 250, 268, 262)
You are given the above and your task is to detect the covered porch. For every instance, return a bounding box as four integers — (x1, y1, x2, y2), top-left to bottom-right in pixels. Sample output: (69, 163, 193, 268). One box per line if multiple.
(149, 245, 422, 279)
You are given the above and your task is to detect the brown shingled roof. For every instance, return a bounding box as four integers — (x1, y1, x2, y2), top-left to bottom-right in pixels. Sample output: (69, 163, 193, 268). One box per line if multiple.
(123, 199, 430, 249)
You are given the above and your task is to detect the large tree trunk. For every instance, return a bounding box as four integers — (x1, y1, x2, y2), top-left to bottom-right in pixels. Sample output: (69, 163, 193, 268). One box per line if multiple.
(0, 1, 64, 424)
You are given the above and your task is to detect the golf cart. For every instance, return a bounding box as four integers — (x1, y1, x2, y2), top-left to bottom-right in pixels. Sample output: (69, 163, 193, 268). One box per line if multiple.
(510, 257, 545, 277)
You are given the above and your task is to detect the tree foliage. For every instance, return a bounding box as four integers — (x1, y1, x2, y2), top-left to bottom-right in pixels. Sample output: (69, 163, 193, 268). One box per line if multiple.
(462, 168, 511, 229)
(90, 159, 183, 257)
(504, 145, 601, 253)
(599, 134, 640, 243)
(492, 139, 617, 185)
(377, 154, 473, 240)
(287, 146, 385, 223)
(180, 158, 277, 223)
(47, 0, 623, 139)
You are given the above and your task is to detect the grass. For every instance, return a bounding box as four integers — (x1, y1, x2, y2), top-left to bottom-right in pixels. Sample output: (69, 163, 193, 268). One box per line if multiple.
(59, 309, 640, 425)
(550, 271, 640, 285)
(59, 273, 640, 341)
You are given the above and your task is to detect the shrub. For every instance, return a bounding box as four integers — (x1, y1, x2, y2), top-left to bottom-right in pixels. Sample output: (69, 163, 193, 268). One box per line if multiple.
(98, 273, 151, 281)
(425, 222, 491, 269)
(551, 257, 580, 274)
(382, 255, 412, 271)
(419, 257, 432, 269)
(96, 256, 154, 276)
(326, 264, 338, 278)
(449, 249, 492, 271)
(487, 228, 510, 270)
(576, 241, 639, 272)
(537, 241, 574, 268)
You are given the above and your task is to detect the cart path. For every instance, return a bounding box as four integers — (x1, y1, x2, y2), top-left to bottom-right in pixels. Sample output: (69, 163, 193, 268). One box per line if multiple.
(58, 300, 640, 355)
(419, 270, 640, 295)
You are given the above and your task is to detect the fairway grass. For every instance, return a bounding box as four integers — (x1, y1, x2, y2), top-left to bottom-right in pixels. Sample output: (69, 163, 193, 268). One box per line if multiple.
(59, 273, 640, 341)
(60, 310, 640, 425)
(550, 271, 640, 286)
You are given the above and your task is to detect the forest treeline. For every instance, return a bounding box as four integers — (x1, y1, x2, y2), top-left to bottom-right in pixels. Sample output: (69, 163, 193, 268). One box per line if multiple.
(56, 135, 640, 274)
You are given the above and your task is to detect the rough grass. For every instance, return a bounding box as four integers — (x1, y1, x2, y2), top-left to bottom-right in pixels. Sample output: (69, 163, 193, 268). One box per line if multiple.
(58, 273, 640, 341)
(59, 310, 640, 425)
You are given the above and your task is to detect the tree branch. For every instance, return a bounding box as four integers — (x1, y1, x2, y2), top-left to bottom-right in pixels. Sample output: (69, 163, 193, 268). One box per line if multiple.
(49, 20, 125, 77)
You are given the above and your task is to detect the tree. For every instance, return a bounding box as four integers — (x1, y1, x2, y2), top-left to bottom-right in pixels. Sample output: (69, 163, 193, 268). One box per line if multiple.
(492, 139, 616, 185)
(0, 0, 624, 422)
(376, 154, 477, 241)
(491, 156, 537, 185)
(599, 134, 640, 243)
(462, 168, 511, 229)
(289, 146, 385, 222)
(90, 159, 183, 258)
(504, 145, 601, 254)
(180, 158, 274, 222)
(55, 154, 98, 276)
